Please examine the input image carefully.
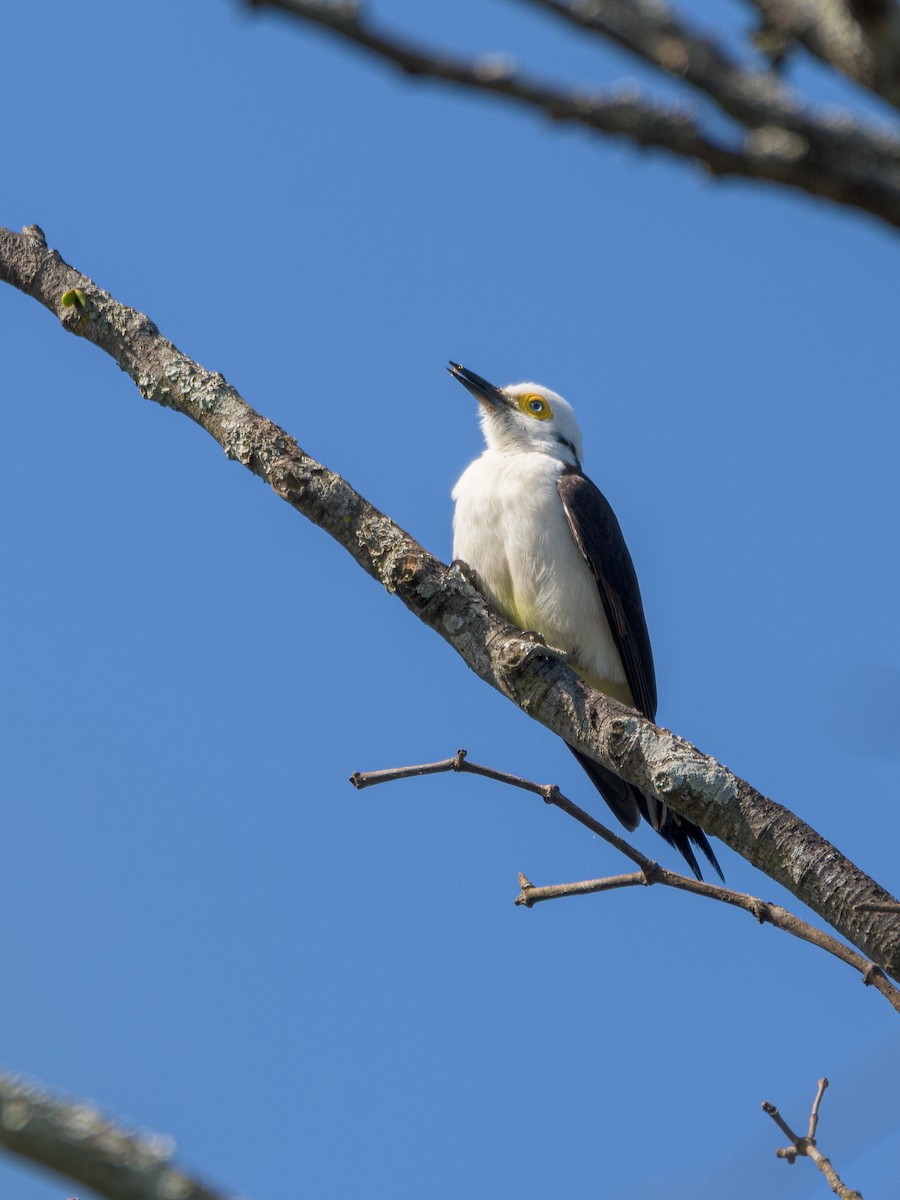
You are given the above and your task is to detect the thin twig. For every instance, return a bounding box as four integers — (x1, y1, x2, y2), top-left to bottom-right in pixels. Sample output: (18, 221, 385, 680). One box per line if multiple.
(353, 748, 661, 872)
(352, 750, 900, 1015)
(762, 1078, 863, 1199)
(807, 1075, 828, 1143)
(762, 1096, 802, 1147)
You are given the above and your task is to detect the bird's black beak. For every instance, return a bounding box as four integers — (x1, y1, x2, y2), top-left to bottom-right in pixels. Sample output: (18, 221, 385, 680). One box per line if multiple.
(447, 361, 508, 410)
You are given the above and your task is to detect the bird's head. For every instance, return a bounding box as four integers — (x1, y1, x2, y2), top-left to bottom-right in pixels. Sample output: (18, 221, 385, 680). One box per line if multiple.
(448, 361, 584, 468)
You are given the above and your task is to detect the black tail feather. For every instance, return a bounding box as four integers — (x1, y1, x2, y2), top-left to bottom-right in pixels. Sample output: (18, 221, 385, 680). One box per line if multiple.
(655, 811, 724, 883)
(568, 746, 723, 882)
(569, 748, 641, 831)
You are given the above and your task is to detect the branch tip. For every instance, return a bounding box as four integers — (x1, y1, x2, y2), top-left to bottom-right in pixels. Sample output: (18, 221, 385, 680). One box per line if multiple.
(809, 1077, 828, 1140)
(516, 872, 537, 908)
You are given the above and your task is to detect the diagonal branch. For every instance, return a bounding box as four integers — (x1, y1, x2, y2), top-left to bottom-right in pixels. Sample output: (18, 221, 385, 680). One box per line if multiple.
(747, 0, 900, 111)
(528, 0, 900, 159)
(0, 1073, 234, 1200)
(1, 223, 899, 982)
(352, 750, 900, 1015)
(526, 0, 809, 127)
(245, 0, 900, 229)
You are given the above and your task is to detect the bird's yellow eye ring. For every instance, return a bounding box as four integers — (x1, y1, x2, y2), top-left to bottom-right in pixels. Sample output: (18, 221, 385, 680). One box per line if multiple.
(520, 393, 552, 421)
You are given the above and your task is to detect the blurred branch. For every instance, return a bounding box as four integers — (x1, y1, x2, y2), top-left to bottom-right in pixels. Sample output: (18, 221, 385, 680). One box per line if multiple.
(763, 1077, 863, 1200)
(245, 0, 900, 229)
(0, 1073, 233, 1200)
(352, 750, 900, 1015)
(527, 0, 814, 125)
(747, 0, 900, 110)
(2, 223, 900, 984)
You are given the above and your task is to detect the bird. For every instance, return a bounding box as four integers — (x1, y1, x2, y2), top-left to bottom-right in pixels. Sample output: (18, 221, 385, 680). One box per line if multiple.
(448, 361, 722, 881)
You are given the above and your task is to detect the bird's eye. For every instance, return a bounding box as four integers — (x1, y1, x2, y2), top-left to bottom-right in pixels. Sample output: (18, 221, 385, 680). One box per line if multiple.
(519, 393, 552, 420)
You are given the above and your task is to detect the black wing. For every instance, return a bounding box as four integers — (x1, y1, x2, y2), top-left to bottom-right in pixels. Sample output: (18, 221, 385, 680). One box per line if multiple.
(556, 465, 657, 720)
(557, 465, 723, 881)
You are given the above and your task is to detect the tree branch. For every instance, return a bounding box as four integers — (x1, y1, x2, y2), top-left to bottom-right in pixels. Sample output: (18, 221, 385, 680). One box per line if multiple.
(245, 0, 900, 229)
(2, 223, 899, 982)
(527, 0, 812, 127)
(352, 751, 900, 1015)
(747, 0, 900, 111)
(763, 1077, 863, 1199)
(0, 1073, 233, 1200)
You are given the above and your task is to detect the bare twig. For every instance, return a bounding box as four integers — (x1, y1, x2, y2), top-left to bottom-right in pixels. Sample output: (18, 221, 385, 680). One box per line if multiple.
(2, 224, 900, 981)
(246, 0, 900, 229)
(352, 750, 900, 1015)
(0, 1073, 234, 1200)
(354, 748, 665, 870)
(763, 1078, 863, 1199)
(807, 1075, 828, 1142)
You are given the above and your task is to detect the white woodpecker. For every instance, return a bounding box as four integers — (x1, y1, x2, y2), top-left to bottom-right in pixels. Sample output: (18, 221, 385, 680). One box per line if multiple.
(449, 361, 721, 881)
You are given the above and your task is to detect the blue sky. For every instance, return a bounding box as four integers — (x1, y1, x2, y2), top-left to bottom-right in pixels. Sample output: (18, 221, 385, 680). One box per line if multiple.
(2, 2, 899, 1197)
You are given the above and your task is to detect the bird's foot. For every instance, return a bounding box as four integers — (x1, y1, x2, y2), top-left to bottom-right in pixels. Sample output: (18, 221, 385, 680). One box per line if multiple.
(514, 630, 571, 669)
(449, 558, 477, 588)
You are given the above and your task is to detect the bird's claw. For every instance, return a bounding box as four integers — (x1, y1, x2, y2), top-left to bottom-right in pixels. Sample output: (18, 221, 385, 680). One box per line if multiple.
(515, 632, 570, 669)
(449, 558, 477, 588)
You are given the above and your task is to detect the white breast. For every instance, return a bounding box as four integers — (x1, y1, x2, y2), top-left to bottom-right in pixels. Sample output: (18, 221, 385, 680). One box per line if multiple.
(452, 449, 630, 699)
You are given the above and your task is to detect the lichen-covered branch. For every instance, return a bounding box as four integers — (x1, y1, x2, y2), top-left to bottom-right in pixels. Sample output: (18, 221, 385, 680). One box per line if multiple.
(1, 223, 899, 983)
(245, 0, 900, 229)
(0, 1073, 233, 1200)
